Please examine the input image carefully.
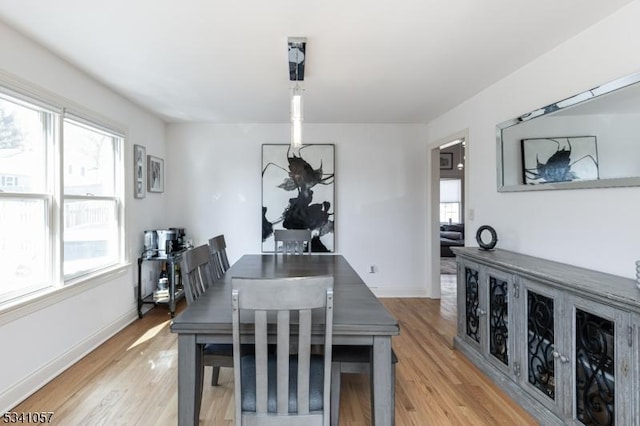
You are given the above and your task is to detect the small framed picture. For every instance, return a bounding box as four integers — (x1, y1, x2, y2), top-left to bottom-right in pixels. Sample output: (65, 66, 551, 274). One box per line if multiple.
(133, 144, 146, 199)
(147, 155, 164, 193)
(440, 152, 453, 170)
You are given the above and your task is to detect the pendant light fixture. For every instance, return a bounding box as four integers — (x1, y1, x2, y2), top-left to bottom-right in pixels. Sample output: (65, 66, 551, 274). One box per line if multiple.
(288, 37, 306, 149)
(456, 140, 465, 170)
(290, 84, 303, 148)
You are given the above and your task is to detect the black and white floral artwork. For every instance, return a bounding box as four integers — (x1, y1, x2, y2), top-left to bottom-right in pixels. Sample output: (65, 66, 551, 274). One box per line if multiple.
(521, 136, 599, 184)
(262, 144, 335, 252)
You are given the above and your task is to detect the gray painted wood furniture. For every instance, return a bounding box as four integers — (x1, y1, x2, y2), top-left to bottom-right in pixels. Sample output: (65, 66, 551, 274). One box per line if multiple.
(232, 275, 334, 426)
(274, 229, 312, 254)
(453, 247, 640, 426)
(171, 254, 399, 426)
(180, 245, 234, 390)
(181, 245, 216, 305)
(330, 346, 398, 426)
(209, 234, 231, 275)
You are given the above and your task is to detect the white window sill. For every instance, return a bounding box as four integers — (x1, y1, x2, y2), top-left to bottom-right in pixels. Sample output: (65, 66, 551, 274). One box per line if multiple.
(0, 263, 131, 327)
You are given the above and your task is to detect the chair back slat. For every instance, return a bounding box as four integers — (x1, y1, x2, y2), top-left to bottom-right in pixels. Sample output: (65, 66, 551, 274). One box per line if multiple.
(254, 310, 269, 414)
(219, 249, 231, 271)
(276, 310, 290, 414)
(210, 253, 225, 280)
(297, 309, 312, 414)
(273, 229, 312, 255)
(231, 275, 333, 426)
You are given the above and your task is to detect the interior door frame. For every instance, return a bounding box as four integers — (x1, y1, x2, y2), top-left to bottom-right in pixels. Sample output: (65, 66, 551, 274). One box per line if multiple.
(427, 128, 469, 298)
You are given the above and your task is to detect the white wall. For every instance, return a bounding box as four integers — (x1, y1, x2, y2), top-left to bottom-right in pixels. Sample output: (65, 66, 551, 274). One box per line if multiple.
(165, 123, 429, 297)
(0, 22, 167, 411)
(426, 0, 640, 285)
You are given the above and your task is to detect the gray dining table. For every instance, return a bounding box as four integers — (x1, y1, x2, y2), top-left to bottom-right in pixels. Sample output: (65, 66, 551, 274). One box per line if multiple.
(170, 254, 400, 425)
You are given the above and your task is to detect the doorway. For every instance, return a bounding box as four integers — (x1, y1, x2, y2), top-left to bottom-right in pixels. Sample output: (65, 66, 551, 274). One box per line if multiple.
(427, 130, 468, 299)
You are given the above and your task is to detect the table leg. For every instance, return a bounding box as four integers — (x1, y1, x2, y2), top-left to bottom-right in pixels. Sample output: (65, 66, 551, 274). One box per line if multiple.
(178, 334, 201, 426)
(372, 336, 394, 426)
(137, 258, 143, 318)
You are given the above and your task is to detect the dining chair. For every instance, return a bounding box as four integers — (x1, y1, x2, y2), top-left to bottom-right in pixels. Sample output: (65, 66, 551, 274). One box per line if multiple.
(330, 346, 398, 426)
(208, 234, 231, 277)
(274, 229, 312, 254)
(231, 275, 334, 426)
(181, 245, 234, 387)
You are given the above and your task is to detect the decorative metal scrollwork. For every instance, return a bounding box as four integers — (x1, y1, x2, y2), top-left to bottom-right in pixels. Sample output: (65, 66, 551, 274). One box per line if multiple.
(527, 291, 555, 400)
(489, 276, 509, 365)
(575, 309, 615, 426)
(465, 267, 480, 343)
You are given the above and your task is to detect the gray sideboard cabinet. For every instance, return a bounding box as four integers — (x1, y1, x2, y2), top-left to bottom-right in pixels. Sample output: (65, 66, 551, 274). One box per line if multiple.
(452, 247, 639, 426)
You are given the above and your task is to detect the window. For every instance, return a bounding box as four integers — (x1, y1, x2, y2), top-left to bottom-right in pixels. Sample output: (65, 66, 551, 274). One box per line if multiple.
(63, 119, 122, 278)
(0, 87, 124, 305)
(440, 178, 461, 223)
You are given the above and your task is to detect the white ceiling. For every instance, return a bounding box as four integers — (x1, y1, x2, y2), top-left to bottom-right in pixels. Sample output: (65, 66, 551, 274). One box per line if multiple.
(0, 0, 633, 124)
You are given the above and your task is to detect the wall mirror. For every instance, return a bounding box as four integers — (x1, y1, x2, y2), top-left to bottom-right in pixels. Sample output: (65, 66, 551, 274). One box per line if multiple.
(497, 71, 640, 192)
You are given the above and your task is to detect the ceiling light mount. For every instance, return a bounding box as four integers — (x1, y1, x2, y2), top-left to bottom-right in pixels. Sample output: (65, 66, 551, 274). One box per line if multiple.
(288, 37, 306, 81)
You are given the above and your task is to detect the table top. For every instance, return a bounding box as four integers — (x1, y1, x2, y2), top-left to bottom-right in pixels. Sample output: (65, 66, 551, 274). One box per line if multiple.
(170, 254, 399, 337)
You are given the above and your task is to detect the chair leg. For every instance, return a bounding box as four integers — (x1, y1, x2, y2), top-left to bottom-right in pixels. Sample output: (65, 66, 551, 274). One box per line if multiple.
(331, 362, 341, 426)
(211, 366, 221, 386)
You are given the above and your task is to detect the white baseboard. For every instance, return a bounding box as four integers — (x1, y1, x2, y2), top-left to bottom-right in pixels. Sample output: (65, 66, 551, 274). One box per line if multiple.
(0, 308, 138, 413)
(371, 286, 429, 298)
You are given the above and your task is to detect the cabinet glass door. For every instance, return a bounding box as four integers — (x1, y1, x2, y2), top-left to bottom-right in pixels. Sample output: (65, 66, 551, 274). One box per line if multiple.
(527, 290, 556, 401)
(489, 275, 509, 366)
(575, 309, 615, 426)
(465, 266, 481, 344)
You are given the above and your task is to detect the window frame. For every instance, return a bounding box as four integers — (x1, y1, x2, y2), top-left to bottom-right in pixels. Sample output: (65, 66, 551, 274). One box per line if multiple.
(0, 78, 127, 310)
(62, 115, 125, 281)
(440, 201, 461, 224)
(439, 178, 462, 224)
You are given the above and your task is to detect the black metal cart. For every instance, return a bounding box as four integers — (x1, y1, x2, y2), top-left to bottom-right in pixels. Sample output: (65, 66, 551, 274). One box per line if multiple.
(137, 249, 185, 318)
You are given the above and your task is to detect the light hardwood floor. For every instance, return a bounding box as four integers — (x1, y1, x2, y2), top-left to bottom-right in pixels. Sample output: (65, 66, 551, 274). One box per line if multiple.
(13, 276, 537, 425)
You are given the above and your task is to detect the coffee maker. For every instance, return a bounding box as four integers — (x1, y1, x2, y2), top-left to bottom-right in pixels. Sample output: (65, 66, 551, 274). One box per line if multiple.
(170, 227, 186, 248)
(143, 228, 186, 258)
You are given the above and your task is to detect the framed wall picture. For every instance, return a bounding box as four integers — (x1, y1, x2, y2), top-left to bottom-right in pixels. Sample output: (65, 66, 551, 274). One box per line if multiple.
(261, 144, 335, 253)
(440, 152, 453, 170)
(147, 155, 164, 193)
(133, 144, 146, 198)
(521, 136, 599, 185)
